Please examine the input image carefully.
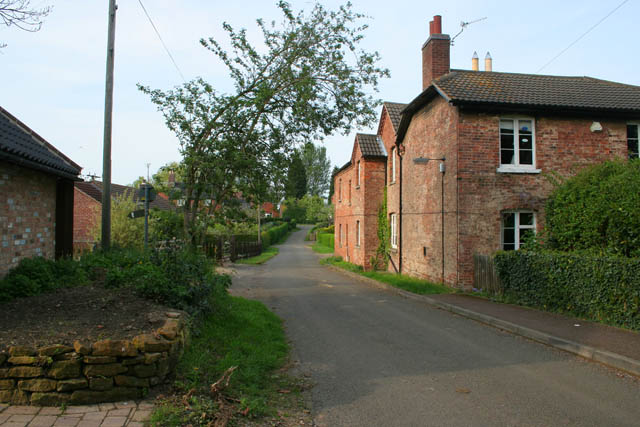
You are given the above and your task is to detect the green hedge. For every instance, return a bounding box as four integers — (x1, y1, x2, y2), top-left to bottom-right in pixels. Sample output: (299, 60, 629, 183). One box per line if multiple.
(317, 233, 334, 249)
(261, 222, 290, 248)
(494, 250, 640, 330)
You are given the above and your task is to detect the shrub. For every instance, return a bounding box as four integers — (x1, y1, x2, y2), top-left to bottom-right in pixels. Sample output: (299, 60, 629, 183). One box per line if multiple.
(545, 160, 640, 257)
(317, 233, 334, 249)
(261, 222, 289, 248)
(494, 250, 640, 330)
(0, 257, 87, 303)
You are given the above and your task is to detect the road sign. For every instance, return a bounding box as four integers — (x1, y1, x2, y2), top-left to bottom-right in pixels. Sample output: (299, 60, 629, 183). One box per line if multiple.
(138, 184, 156, 202)
(128, 209, 145, 219)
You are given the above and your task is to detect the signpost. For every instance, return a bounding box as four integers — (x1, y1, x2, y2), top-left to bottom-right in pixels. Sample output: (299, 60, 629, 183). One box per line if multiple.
(127, 184, 156, 249)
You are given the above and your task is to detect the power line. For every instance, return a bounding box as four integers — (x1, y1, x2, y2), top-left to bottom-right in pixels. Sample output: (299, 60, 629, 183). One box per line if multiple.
(137, 0, 187, 82)
(537, 0, 629, 73)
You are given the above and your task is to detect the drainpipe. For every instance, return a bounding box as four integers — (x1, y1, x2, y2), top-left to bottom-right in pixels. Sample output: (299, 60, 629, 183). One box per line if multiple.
(398, 149, 403, 274)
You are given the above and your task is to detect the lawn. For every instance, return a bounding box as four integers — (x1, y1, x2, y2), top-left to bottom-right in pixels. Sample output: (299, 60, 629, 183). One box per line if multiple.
(320, 256, 450, 295)
(236, 246, 279, 265)
(311, 242, 334, 254)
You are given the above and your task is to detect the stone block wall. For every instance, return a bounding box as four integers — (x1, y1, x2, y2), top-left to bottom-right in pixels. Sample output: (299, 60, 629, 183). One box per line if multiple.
(0, 161, 57, 278)
(0, 312, 188, 406)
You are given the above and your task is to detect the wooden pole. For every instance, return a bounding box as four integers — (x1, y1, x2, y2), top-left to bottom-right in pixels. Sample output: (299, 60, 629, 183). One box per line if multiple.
(101, 0, 117, 250)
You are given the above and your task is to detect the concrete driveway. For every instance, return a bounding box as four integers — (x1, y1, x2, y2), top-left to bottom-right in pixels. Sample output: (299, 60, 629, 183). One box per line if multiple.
(231, 226, 640, 427)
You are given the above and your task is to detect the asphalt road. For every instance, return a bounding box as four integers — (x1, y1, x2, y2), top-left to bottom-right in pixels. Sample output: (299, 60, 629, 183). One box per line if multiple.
(231, 226, 640, 427)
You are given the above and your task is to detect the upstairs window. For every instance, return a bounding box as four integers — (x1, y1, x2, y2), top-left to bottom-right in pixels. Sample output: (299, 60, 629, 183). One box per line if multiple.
(499, 118, 536, 171)
(357, 161, 361, 187)
(501, 211, 535, 250)
(628, 124, 639, 159)
(348, 180, 352, 205)
(391, 147, 397, 183)
(338, 179, 342, 202)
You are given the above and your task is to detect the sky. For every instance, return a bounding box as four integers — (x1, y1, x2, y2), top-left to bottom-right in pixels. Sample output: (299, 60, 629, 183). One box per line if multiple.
(2, 0, 639, 185)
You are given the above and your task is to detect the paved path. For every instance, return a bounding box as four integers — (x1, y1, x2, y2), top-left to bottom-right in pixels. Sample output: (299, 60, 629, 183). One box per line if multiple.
(231, 226, 640, 427)
(0, 401, 151, 427)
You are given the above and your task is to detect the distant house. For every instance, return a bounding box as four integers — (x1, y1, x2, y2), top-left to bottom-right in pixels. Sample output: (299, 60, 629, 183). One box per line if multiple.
(0, 106, 82, 277)
(333, 15, 640, 288)
(73, 180, 175, 251)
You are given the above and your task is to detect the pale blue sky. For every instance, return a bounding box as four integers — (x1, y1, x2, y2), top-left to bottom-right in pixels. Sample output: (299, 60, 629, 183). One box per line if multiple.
(2, 0, 638, 185)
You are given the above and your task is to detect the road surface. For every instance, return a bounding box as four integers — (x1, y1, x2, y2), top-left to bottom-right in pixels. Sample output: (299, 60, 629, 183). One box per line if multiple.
(231, 226, 640, 427)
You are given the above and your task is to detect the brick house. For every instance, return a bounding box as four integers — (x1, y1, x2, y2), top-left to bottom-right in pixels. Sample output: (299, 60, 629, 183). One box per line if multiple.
(0, 106, 82, 277)
(333, 15, 640, 289)
(74, 180, 175, 251)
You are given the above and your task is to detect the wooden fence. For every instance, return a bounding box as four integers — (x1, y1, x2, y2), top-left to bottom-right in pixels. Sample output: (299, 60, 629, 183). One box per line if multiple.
(201, 236, 262, 262)
(473, 254, 502, 294)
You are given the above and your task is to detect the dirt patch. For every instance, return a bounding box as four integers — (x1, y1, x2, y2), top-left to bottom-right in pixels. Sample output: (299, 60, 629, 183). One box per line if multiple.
(0, 284, 173, 351)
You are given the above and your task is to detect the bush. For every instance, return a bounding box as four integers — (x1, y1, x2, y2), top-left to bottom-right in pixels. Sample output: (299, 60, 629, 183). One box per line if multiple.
(261, 222, 289, 248)
(545, 160, 640, 257)
(317, 233, 334, 249)
(0, 257, 87, 303)
(494, 250, 640, 330)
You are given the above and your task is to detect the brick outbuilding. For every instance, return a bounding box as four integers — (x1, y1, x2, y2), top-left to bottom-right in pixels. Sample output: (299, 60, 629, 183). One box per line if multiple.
(333, 15, 640, 289)
(0, 106, 82, 277)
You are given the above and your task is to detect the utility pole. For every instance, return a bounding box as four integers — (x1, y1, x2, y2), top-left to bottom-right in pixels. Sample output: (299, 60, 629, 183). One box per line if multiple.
(101, 0, 117, 250)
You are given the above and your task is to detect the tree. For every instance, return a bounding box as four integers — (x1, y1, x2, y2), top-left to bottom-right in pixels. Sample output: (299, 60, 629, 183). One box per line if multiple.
(544, 160, 640, 257)
(1, 0, 51, 48)
(285, 152, 307, 199)
(328, 166, 340, 204)
(301, 142, 331, 197)
(139, 1, 388, 242)
(91, 191, 145, 250)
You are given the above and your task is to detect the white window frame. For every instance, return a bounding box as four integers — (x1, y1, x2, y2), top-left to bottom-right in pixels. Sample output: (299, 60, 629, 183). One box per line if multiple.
(357, 161, 361, 187)
(501, 211, 536, 250)
(356, 220, 360, 247)
(627, 123, 639, 159)
(497, 117, 541, 174)
(390, 213, 398, 249)
(391, 147, 397, 183)
(338, 224, 342, 247)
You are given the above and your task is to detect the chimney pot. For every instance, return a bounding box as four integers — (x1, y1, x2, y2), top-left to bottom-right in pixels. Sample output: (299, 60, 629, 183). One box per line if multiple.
(429, 20, 434, 35)
(485, 51, 492, 72)
(433, 15, 442, 34)
(472, 51, 479, 71)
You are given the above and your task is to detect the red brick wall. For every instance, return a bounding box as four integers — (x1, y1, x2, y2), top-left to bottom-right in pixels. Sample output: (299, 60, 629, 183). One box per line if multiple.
(333, 160, 354, 261)
(0, 161, 57, 277)
(400, 97, 459, 285)
(422, 35, 450, 90)
(379, 106, 400, 273)
(73, 187, 100, 253)
(455, 113, 628, 287)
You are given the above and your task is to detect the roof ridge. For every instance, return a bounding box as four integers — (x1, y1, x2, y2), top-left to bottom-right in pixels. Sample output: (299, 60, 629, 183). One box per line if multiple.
(445, 68, 636, 82)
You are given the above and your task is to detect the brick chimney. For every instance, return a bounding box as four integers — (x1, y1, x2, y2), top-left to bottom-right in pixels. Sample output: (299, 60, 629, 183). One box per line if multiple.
(422, 15, 450, 90)
(168, 170, 175, 188)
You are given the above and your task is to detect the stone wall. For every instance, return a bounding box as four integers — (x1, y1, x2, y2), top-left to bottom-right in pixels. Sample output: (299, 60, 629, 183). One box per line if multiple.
(0, 161, 57, 278)
(0, 312, 188, 406)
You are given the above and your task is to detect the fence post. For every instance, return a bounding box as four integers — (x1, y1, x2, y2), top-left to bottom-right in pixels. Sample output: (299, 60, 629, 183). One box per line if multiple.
(230, 235, 237, 262)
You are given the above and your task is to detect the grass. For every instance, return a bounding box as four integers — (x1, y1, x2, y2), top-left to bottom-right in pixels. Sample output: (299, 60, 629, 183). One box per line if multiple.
(150, 296, 307, 426)
(237, 246, 279, 264)
(320, 256, 450, 295)
(311, 242, 334, 254)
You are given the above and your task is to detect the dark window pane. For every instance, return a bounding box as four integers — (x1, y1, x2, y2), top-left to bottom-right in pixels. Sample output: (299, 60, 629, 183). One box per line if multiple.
(520, 213, 534, 225)
(628, 139, 639, 159)
(520, 150, 533, 165)
(503, 228, 515, 246)
(503, 213, 515, 228)
(501, 134, 514, 149)
(503, 243, 515, 251)
(519, 134, 532, 150)
(628, 125, 638, 139)
(501, 150, 514, 164)
(500, 120, 514, 132)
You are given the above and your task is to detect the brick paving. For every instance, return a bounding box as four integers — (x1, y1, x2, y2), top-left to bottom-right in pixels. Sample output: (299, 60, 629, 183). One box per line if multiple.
(0, 402, 153, 427)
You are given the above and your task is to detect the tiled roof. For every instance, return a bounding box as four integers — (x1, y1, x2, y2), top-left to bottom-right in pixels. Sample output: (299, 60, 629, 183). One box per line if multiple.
(435, 70, 640, 113)
(0, 106, 81, 179)
(357, 133, 387, 158)
(383, 102, 407, 132)
(397, 70, 640, 143)
(75, 180, 175, 211)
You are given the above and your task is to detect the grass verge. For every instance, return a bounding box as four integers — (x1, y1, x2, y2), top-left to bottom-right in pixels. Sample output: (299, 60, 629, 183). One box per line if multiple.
(320, 256, 450, 295)
(150, 296, 309, 426)
(237, 246, 279, 265)
(311, 242, 333, 254)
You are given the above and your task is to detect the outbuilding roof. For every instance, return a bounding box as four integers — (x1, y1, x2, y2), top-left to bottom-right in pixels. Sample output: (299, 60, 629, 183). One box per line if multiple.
(0, 106, 82, 180)
(356, 133, 387, 159)
(75, 180, 175, 211)
(383, 102, 407, 133)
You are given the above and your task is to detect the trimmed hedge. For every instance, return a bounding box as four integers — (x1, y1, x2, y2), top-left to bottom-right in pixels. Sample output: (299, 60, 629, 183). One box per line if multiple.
(317, 233, 335, 249)
(494, 250, 640, 330)
(260, 222, 290, 248)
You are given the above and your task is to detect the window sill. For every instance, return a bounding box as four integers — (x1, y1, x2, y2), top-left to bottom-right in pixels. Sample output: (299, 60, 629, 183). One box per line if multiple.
(496, 166, 541, 174)
(355, 185, 360, 189)
(355, 245, 360, 249)
(390, 247, 398, 253)
(389, 181, 396, 186)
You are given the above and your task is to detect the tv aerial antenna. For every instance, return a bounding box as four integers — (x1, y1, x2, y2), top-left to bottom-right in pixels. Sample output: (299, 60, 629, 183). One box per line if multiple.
(451, 17, 487, 45)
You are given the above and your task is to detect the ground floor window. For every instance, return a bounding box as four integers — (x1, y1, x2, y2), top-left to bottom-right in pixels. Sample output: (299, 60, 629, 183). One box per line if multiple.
(390, 213, 398, 249)
(501, 211, 535, 250)
(338, 224, 342, 247)
(356, 220, 360, 247)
